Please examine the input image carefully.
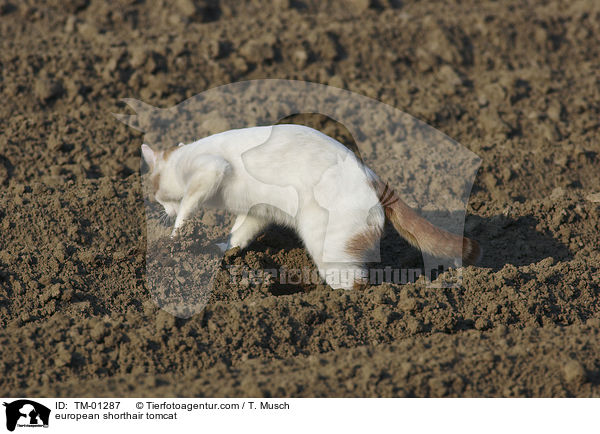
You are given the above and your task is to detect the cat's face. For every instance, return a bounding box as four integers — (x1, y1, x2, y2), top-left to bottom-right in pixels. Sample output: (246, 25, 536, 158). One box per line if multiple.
(141, 144, 181, 218)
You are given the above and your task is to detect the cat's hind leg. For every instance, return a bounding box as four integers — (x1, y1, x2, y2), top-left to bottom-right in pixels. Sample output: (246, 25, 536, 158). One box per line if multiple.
(297, 204, 371, 290)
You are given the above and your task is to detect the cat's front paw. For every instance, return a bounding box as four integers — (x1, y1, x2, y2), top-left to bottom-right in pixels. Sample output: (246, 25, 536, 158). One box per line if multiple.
(216, 242, 229, 253)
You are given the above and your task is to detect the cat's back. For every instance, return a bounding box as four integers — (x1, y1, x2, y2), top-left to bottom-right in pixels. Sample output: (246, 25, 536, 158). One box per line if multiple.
(187, 125, 274, 154)
(234, 124, 355, 169)
(183, 124, 364, 191)
(188, 124, 351, 157)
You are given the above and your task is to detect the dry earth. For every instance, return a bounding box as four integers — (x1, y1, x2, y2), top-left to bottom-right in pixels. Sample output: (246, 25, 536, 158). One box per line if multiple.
(0, 0, 599, 396)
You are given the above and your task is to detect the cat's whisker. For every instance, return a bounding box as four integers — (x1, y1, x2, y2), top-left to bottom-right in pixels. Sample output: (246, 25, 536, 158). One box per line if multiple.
(157, 209, 172, 227)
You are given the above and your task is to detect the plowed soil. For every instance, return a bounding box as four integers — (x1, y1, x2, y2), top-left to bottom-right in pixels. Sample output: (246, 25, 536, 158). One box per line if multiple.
(1, 0, 599, 397)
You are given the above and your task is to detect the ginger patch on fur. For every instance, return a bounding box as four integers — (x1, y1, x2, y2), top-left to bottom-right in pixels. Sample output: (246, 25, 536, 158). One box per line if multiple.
(345, 225, 383, 258)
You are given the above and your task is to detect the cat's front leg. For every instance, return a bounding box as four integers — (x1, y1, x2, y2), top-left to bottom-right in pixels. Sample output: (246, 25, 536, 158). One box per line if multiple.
(170, 190, 210, 237)
(169, 156, 230, 238)
(170, 213, 188, 238)
(170, 201, 194, 238)
(227, 214, 268, 249)
(215, 214, 269, 251)
(216, 214, 268, 251)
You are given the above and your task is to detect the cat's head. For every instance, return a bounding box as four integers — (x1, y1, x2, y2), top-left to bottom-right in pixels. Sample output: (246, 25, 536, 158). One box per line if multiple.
(141, 143, 183, 218)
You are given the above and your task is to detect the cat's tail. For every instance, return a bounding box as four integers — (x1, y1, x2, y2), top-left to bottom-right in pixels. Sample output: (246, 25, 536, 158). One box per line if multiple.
(374, 179, 481, 266)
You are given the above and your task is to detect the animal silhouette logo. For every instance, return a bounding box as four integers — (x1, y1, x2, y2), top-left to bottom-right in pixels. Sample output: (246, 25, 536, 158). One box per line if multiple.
(115, 79, 481, 317)
(3, 400, 50, 431)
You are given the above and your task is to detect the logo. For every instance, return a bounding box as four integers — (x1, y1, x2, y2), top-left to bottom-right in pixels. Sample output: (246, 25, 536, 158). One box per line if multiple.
(115, 79, 481, 317)
(3, 400, 50, 432)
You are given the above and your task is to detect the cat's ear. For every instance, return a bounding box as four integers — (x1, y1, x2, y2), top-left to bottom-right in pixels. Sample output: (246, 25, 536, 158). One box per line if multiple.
(141, 144, 156, 170)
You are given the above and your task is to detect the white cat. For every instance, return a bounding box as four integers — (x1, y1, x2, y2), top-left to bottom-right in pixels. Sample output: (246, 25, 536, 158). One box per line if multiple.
(141, 124, 480, 290)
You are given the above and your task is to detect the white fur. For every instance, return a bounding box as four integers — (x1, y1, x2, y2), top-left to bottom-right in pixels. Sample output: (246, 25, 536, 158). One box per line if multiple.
(143, 124, 384, 290)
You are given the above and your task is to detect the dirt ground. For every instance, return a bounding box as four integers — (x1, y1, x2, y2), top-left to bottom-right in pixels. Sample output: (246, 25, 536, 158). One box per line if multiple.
(1, 0, 599, 397)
